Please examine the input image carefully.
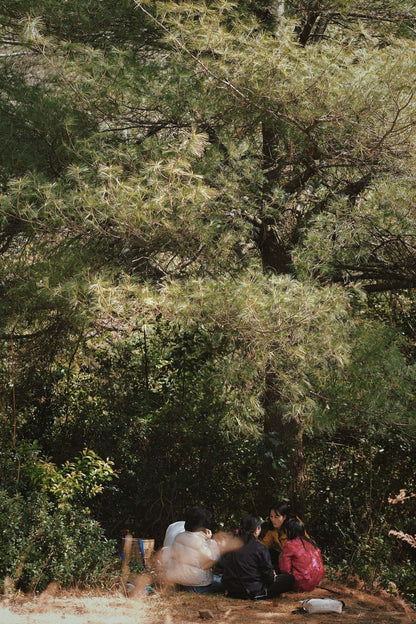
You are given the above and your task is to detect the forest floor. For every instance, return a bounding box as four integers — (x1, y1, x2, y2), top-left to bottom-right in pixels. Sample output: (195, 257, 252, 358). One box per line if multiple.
(1, 577, 415, 624)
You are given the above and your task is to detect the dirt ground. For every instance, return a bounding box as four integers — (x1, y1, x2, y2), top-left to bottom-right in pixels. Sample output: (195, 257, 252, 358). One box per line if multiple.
(1, 579, 415, 624)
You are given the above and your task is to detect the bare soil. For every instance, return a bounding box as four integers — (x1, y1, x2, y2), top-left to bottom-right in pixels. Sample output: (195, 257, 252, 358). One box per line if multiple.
(1, 579, 415, 624)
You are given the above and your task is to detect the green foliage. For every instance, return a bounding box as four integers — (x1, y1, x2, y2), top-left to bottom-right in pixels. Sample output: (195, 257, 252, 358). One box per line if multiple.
(0, 443, 117, 592)
(31, 449, 116, 507)
(0, 490, 117, 592)
(37, 322, 264, 535)
(308, 321, 415, 431)
(294, 176, 416, 290)
(1, 0, 416, 602)
(302, 428, 416, 599)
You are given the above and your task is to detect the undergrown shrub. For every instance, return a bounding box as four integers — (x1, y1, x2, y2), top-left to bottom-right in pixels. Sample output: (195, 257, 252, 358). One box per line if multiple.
(302, 431, 416, 603)
(0, 490, 117, 592)
(0, 444, 118, 593)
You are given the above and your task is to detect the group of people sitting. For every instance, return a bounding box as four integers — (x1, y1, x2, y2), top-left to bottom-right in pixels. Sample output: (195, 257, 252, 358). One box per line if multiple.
(161, 502, 325, 600)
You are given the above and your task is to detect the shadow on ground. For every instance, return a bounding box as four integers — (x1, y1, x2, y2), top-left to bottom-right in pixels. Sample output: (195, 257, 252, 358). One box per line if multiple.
(0, 579, 415, 624)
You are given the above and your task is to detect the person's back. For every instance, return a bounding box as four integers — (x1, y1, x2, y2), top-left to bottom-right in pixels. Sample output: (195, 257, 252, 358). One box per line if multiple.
(278, 518, 325, 592)
(222, 515, 294, 600)
(163, 506, 222, 593)
(167, 528, 219, 587)
(222, 531, 274, 598)
(163, 520, 185, 548)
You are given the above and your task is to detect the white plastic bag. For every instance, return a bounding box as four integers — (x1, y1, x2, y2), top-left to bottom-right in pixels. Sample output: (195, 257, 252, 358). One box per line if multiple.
(301, 598, 345, 614)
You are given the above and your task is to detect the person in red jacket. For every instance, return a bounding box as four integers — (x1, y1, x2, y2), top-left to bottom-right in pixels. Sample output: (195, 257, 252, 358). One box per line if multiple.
(260, 502, 311, 569)
(278, 517, 325, 592)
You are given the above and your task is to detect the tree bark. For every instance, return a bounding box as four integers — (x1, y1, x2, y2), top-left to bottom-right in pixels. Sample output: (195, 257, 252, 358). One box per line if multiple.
(258, 117, 306, 505)
(258, 118, 299, 274)
(261, 366, 306, 512)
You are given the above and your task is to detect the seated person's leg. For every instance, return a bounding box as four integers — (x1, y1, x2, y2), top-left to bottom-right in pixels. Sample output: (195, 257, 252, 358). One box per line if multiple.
(267, 573, 295, 598)
(269, 549, 280, 570)
(194, 574, 223, 594)
(178, 575, 224, 594)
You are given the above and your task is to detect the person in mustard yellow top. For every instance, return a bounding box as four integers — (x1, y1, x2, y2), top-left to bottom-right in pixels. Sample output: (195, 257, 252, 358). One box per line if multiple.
(260, 502, 291, 568)
(261, 502, 310, 569)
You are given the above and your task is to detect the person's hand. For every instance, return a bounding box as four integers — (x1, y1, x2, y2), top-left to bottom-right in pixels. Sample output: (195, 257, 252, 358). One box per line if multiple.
(213, 531, 242, 553)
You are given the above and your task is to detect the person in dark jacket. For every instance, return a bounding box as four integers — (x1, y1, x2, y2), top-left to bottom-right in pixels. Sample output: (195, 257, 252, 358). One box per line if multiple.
(221, 515, 295, 600)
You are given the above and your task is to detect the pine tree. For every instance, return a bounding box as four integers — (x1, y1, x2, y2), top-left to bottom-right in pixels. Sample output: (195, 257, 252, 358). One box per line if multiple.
(1, 0, 415, 501)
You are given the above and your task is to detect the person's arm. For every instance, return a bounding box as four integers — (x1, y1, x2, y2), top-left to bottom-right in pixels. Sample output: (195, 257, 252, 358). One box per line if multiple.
(206, 537, 220, 562)
(261, 529, 276, 549)
(198, 533, 220, 569)
(278, 543, 293, 575)
(259, 546, 276, 585)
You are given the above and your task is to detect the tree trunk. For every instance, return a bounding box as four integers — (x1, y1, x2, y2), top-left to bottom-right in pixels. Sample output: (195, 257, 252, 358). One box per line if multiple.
(258, 118, 306, 506)
(258, 118, 299, 274)
(259, 365, 306, 513)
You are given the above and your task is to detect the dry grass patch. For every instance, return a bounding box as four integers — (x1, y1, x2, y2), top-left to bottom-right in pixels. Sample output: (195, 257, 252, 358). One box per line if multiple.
(0, 580, 415, 624)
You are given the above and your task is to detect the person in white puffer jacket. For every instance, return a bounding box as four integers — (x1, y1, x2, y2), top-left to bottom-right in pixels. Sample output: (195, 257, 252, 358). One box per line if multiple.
(164, 506, 223, 593)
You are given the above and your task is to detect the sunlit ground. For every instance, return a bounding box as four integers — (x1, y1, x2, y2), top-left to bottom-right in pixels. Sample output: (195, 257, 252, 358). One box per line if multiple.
(0, 547, 413, 624)
(0, 580, 413, 624)
(0, 592, 155, 624)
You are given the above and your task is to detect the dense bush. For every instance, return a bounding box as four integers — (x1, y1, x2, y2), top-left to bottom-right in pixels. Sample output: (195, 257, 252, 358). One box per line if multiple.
(42, 326, 264, 541)
(2, 0, 416, 605)
(0, 491, 117, 592)
(0, 444, 118, 592)
(301, 430, 416, 601)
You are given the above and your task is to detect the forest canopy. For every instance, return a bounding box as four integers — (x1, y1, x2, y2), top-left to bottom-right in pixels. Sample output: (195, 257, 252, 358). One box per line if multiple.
(0, 0, 415, 600)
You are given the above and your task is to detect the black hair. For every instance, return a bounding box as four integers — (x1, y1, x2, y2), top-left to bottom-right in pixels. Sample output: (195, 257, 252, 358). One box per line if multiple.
(269, 501, 290, 517)
(285, 517, 318, 549)
(264, 501, 291, 532)
(184, 506, 213, 532)
(238, 515, 261, 544)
